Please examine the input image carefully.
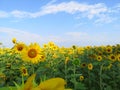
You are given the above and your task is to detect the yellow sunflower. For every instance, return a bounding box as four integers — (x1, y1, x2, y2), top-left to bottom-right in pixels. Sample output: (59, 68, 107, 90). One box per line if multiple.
(65, 57, 70, 64)
(80, 63, 87, 68)
(13, 42, 26, 54)
(105, 46, 112, 53)
(12, 38, 17, 44)
(85, 46, 91, 50)
(15, 74, 72, 90)
(96, 55, 102, 61)
(79, 75, 84, 81)
(37, 78, 66, 90)
(88, 63, 93, 70)
(20, 66, 28, 76)
(109, 54, 116, 62)
(21, 43, 42, 64)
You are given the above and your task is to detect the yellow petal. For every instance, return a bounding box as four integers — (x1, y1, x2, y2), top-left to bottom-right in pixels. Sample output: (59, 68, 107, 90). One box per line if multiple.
(23, 74, 36, 90)
(38, 78, 66, 90)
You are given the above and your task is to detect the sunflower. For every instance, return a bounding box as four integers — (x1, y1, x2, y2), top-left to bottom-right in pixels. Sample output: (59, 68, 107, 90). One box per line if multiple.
(21, 43, 42, 64)
(48, 41, 55, 47)
(79, 75, 84, 81)
(38, 78, 66, 90)
(85, 46, 91, 50)
(77, 47, 84, 54)
(40, 54, 46, 62)
(80, 63, 87, 68)
(109, 54, 116, 62)
(12, 38, 17, 44)
(13, 42, 26, 54)
(105, 46, 112, 53)
(65, 57, 70, 64)
(96, 55, 102, 61)
(88, 63, 93, 70)
(20, 66, 28, 76)
(52, 53, 58, 59)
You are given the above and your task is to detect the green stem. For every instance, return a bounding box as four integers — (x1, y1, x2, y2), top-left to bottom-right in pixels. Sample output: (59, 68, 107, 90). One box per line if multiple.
(73, 64, 76, 90)
(32, 64, 35, 74)
(100, 63, 104, 90)
(88, 70, 91, 90)
(113, 70, 116, 89)
(65, 63, 67, 87)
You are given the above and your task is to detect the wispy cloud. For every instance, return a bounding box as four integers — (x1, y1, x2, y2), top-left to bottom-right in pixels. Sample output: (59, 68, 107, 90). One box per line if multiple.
(0, 27, 119, 47)
(0, 1, 120, 23)
(0, 27, 43, 47)
(0, 11, 9, 18)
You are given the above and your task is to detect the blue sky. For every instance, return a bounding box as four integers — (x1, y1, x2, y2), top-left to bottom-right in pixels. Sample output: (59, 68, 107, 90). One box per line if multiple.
(0, 0, 120, 47)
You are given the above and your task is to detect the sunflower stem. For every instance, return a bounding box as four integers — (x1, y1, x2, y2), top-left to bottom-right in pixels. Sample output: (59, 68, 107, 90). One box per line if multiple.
(32, 64, 35, 74)
(100, 63, 104, 90)
(65, 62, 67, 88)
(73, 63, 76, 90)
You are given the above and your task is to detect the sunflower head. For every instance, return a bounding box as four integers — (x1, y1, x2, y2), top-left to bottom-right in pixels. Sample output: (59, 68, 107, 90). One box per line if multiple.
(85, 46, 91, 50)
(106, 46, 112, 53)
(21, 43, 42, 64)
(20, 66, 28, 76)
(80, 63, 87, 68)
(80, 75, 84, 81)
(65, 57, 70, 64)
(12, 38, 17, 44)
(96, 55, 102, 61)
(88, 63, 93, 70)
(13, 42, 26, 54)
(109, 54, 116, 62)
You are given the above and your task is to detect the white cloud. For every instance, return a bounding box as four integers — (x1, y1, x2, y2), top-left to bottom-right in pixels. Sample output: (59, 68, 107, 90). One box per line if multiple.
(33, 1, 107, 19)
(94, 14, 117, 24)
(0, 11, 9, 18)
(0, 1, 108, 19)
(66, 32, 87, 38)
(1, 27, 119, 47)
(0, 1, 119, 24)
(10, 10, 31, 18)
(0, 27, 44, 47)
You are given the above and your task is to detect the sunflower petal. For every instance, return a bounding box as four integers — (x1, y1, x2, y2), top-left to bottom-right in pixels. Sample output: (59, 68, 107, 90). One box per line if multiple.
(23, 74, 36, 90)
(38, 78, 66, 90)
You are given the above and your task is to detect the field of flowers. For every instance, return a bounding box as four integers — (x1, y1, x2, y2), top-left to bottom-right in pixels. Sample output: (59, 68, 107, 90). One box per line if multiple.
(0, 38, 120, 90)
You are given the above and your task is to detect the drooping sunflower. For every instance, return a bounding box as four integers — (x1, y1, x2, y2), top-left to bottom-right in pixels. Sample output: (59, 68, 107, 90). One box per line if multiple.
(12, 38, 17, 44)
(21, 43, 42, 64)
(88, 63, 93, 70)
(13, 42, 26, 54)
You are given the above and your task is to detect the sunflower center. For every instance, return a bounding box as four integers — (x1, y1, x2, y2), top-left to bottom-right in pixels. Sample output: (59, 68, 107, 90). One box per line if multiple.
(111, 56, 115, 59)
(17, 46, 23, 51)
(82, 63, 86, 67)
(108, 50, 110, 52)
(22, 69, 27, 74)
(28, 49, 37, 58)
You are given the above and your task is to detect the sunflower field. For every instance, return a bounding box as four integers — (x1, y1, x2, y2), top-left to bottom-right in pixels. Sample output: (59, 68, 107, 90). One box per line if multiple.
(0, 38, 120, 90)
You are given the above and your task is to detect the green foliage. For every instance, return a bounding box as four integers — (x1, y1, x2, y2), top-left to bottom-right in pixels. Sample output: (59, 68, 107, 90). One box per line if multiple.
(0, 44, 120, 90)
